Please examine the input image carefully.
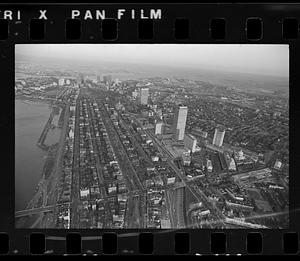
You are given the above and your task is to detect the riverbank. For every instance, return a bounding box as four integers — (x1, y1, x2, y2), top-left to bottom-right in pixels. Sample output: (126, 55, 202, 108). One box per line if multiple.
(15, 101, 70, 228)
(15, 98, 67, 228)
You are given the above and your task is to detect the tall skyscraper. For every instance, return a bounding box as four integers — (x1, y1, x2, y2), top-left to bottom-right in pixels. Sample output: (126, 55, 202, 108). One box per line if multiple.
(140, 88, 149, 105)
(184, 134, 197, 152)
(172, 105, 188, 141)
(212, 128, 225, 147)
(155, 122, 163, 135)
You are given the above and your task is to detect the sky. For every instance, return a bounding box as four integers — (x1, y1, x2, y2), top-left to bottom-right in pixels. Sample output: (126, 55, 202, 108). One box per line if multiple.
(15, 44, 289, 77)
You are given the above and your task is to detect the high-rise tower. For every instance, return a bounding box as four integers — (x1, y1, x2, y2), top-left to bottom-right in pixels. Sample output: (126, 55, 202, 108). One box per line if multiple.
(212, 128, 225, 147)
(172, 105, 188, 141)
(140, 88, 149, 105)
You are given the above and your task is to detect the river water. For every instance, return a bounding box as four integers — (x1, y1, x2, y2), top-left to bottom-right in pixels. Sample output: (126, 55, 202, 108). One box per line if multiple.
(15, 99, 61, 211)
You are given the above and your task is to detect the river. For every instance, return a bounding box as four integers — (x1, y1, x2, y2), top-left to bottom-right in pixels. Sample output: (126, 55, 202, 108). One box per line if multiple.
(15, 99, 61, 211)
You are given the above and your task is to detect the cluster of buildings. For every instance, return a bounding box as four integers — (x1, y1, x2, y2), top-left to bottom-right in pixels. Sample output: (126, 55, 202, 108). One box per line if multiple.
(186, 94, 288, 161)
(35, 74, 290, 228)
(122, 78, 288, 228)
(78, 99, 103, 205)
(222, 188, 254, 213)
(188, 202, 211, 225)
(76, 99, 131, 228)
(15, 77, 77, 94)
(15, 60, 289, 229)
(131, 86, 150, 105)
(116, 81, 254, 180)
(146, 190, 170, 228)
(143, 169, 165, 227)
(57, 78, 74, 86)
(106, 108, 150, 188)
(77, 73, 121, 91)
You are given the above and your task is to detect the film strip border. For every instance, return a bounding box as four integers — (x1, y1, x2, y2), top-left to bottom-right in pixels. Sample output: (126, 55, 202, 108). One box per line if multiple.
(0, 17, 299, 41)
(0, 16, 299, 41)
(0, 3, 299, 256)
(0, 231, 299, 255)
(0, 4, 299, 42)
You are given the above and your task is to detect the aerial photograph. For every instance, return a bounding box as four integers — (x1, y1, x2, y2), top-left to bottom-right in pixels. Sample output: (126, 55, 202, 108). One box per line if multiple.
(15, 44, 289, 229)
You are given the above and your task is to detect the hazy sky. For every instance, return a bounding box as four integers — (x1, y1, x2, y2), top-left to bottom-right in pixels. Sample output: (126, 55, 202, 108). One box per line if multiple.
(16, 44, 289, 77)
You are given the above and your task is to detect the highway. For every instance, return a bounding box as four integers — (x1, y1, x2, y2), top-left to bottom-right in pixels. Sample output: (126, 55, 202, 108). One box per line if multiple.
(175, 187, 186, 228)
(16, 206, 53, 218)
(37, 109, 54, 147)
(15, 203, 70, 218)
(165, 189, 176, 227)
(165, 187, 186, 228)
(145, 129, 227, 227)
(46, 103, 70, 207)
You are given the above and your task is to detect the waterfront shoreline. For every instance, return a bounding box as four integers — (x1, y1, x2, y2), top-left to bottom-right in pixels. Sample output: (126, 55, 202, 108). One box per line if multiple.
(15, 98, 66, 228)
